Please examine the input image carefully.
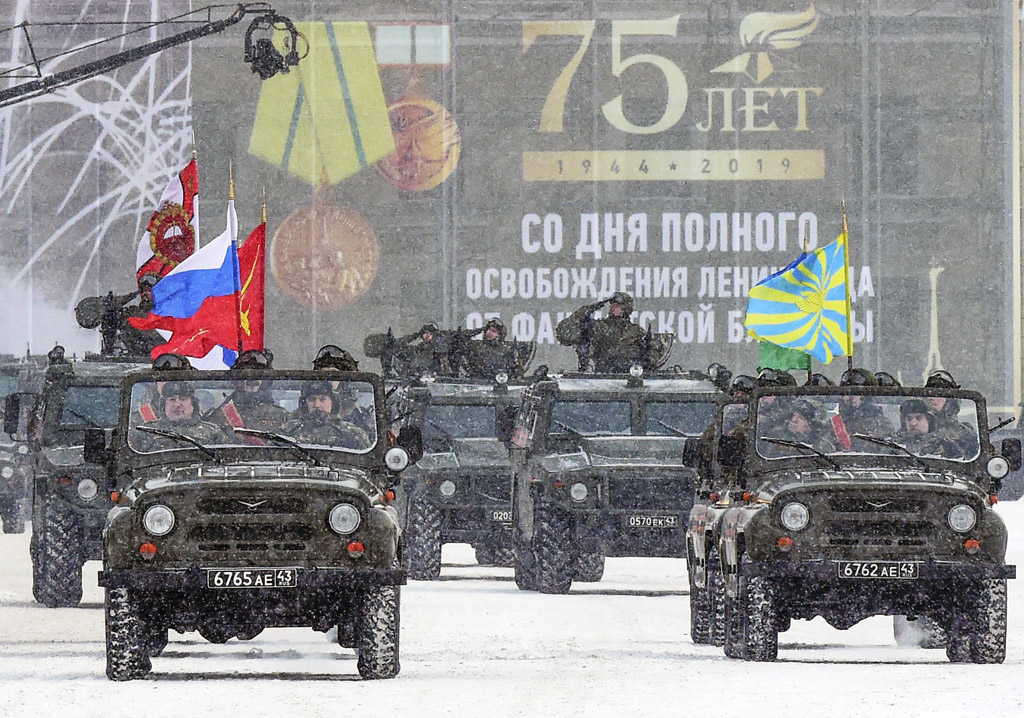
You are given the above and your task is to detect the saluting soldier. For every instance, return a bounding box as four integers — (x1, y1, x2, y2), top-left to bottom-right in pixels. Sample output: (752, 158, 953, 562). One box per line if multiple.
(556, 292, 664, 372)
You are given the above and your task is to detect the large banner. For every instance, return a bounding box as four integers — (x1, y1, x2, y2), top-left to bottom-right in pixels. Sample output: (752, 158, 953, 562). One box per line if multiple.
(0, 1, 1019, 410)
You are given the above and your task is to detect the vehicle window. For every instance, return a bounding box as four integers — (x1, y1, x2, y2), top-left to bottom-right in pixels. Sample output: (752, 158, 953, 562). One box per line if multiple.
(0, 375, 17, 398)
(552, 401, 631, 435)
(645, 400, 716, 436)
(424, 404, 496, 442)
(59, 386, 121, 428)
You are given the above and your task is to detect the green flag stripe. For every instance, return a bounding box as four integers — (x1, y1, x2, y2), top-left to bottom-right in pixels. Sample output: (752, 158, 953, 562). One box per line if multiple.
(325, 22, 367, 169)
(281, 83, 305, 171)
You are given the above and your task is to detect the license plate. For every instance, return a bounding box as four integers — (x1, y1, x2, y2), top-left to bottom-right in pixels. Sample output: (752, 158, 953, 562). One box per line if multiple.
(206, 568, 298, 589)
(490, 509, 513, 522)
(836, 561, 919, 579)
(624, 514, 678, 529)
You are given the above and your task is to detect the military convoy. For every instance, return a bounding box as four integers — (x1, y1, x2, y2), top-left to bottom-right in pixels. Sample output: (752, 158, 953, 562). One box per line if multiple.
(700, 382, 1017, 663)
(98, 368, 412, 680)
(0, 354, 44, 533)
(508, 369, 721, 594)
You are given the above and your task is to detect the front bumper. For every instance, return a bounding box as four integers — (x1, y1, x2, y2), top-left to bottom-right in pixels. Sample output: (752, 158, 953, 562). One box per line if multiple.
(740, 559, 1016, 581)
(99, 565, 406, 591)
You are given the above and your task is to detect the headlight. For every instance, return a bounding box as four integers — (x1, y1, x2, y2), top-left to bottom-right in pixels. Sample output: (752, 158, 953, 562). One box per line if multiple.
(142, 504, 175, 536)
(17, 444, 28, 455)
(495, 371, 509, 385)
(569, 482, 588, 502)
(439, 480, 457, 497)
(328, 503, 361, 534)
(947, 504, 977, 533)
(987, 456, 1010, 479)
(0, 466, 13, 479)
(385, 446, 410, 472)
(76, 478, 98, 500)
(780, 502, 809, 531)
(629, 363, 644, 378)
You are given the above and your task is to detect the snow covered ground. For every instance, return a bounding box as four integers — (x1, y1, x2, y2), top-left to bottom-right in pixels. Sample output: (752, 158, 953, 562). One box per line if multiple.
(2, 503, 1024, 717)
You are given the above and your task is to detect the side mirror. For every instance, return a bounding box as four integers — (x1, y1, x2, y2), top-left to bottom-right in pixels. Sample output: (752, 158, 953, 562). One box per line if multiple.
(681, 437, 702, 468)
(717, 435, 745, 469)
(3, 394, 20, 437)
(83, 427, 108, 465)
(1001, 438, 1022, 471)
(398, 425, 423, 464)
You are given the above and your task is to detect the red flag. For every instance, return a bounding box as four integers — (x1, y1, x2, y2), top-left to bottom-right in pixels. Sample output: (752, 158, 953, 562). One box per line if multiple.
(136, 158, 200, 286)
(131, 294, 241, 359)
(237, 222, 266, 351)
(831, 412, 852, 451)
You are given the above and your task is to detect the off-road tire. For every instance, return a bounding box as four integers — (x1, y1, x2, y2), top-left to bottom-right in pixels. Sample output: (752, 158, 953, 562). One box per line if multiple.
(533, 501, 573, 594)
(970, 578, 1007, 664)
(513, 543, 538, 591)
(707, 550, 727, 647)
(739, 574, 779, 661)
(34, 500, 83, 607)
(355, 583, 400, 679)
(723, 593, 743, 659)
(946, 631, 972, 663)
(405, 494, 442, 581)
(573, 551, 605, 582)
(688, 546, 712, 644)
(146, 626, 168, 657)
(475, 544, 514, 568)
(0, 500, 26, 534)
(105, 587, 150, 681)
(893, 616, 945, 649)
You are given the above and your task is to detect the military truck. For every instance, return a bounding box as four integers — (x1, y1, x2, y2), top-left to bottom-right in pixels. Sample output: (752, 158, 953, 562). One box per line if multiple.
(99, 369, 413, 681)
(0, 354, 45, 533)
(716, 384, 1018, 663)
(509, 369, 720, 594)
(394, 377, 523, 579)
(2, 348, 150, 606)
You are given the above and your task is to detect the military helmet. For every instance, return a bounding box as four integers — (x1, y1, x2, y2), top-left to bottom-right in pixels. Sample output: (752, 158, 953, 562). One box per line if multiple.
(805, 373, 835, 387)
(900, 398, 934, 428)
(608, 291, 634, 315)
(162, 380, 195, 399)
(233, 350, 273, 370)
(152, 353, 189, 370)
(840, 368, 879, 387)
(730, 374, 757, 396)
(138, 272, 160, 289)
(313, 344, 359, 371)
(484, 317, 507, 341)
(875, 371, 901, 387)
(756, 368, 797, 387)
(300, 379, 335, 401)
(790, 399, 818, 422)
(420, 322, 440, 339)
(925, 370, 959, 389)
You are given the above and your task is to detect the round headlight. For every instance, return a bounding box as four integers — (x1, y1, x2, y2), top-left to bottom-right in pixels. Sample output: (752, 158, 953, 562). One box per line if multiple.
(495, 371, 509, 385)
(1, 466, 13, 479)
(385, 446, 410, 472)
(569, 482, 588, 502)
(987, 456, 1010, 480)
(76, 478, 98, 500)
(439, 480, 457, 497)
(780, 502, 809, 531)
(17, 444, 28, 455)
(328, 503, 361, 535)
(629, 363, 644, 378)
(947, 504, 977, 533)
(142, 504, 175, 536)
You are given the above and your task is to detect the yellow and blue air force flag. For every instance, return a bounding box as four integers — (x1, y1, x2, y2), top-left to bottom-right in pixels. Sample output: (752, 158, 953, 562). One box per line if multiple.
(744, 232, 850, 364)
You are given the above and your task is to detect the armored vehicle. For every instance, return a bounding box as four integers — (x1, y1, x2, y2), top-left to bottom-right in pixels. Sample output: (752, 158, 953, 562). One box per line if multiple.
(716, 384, 1018, 663)
(0, 355, 45, 533)
(4, 348, 149, 606)
(395, 377, 523, 579)
(509, 370, 720, 594)
(99, 369, 412, 681)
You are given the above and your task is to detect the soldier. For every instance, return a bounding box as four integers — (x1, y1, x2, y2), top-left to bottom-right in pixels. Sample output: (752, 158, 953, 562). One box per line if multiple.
(895, 398, 963, 458)
(457, 318, 523, 380)
(311, 345, 374, 433)
(752, 368, 797, 437)
(74, 274, 164, 357)
(280, 380, 371, 449)
(555, 292, 664, 373)
(209, 378, 288, 435)
(313, 344, 359, 372)
(395, 323, 449, 376)
(134, 381, 231, 452)
(775, 399, 836, 453)
(837, 368, 894, 439)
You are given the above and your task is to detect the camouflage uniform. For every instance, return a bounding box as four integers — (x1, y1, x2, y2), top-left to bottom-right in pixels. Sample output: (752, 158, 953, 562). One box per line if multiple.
(209, 389, 288, 433)
(838, 400, 895, 439)
(930, 399, 979, 456)
(458, 319, 522, 379)
(280, 412, 371, 449)
(134, 416, 232, 452)
(555, 293, 660, 372)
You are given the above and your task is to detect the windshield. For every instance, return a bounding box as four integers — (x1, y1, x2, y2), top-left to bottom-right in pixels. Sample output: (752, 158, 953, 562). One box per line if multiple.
(645, 400, 716, 436)
(552, 401, 631, 435)
(424, 404, 497, 444)
(0, 375, 16, 398)
(60, 386, 121, 429)
(754, 391, 981, 463)
(127, 378, 378, 455)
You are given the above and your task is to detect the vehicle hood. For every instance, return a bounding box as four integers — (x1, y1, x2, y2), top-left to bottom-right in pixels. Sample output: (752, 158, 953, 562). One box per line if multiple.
(540, 436, 693, 474)
(751, 468, 988, 502)
(413, 438, 510, 472)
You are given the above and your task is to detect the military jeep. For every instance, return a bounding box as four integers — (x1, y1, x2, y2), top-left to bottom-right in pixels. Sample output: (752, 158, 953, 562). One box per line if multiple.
(394, 377, 523, 579)
(510, 370, 720, 594)
(99, 369, 411, 681)
(716, 384, 1018, 663)
(5, 348, 149, 606)
(1, 354, 45, 533)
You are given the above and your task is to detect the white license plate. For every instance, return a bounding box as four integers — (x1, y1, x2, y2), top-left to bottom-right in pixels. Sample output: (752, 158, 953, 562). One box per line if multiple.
(625, 514, 678, 529)
(490, 509, 513, 522)
(836, 561, 919, 579)
(206, 568, 298, 589)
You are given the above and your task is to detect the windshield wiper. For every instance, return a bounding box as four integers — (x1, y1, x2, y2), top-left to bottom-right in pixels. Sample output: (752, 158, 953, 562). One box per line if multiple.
(553, 419, 586, 439)
(135, 425, 219, 462)
(653, 418, 688, 437)
(231, 428, 322, 465)
(989, 416, 1016, 433)
(65, 408, 103, 429)
(760, 436, 841, 470)
(848, 433, 931, 471)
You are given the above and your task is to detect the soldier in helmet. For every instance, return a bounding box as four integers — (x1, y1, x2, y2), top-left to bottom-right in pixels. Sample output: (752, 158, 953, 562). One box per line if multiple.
(312, 345, 373, 433)
(457, 318, 526, 380)
(75, 273, 164, 356)
(752, 368, 797, 437)
(894, 398, 960, 458)
(394, 323, 450, 376)
(280, 380, 371, 449)
(922, 371, 977, 456)
(774, 399, 836, 453)
(837, 368, 894, 440)
(556, 292, 663, 372)
(313, 345, 359, 372)
(134, 380, 231, 452)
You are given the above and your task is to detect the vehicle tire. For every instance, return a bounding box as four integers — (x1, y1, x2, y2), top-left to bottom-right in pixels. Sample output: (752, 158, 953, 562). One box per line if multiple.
(893, 616, 945, 649)
(739, 574, 779, 661)
(105, 587, 150, 681)
(722, 593, 743, 659)
(970, 578, 1007, 664)
(197, 624, 233, 644)
(405, 494, 442, 581)
(573, 551, 604, 583)
(533, 500, 573, 595)
(688, 545, 711, 644)
(145, 625, 169, 657)
(945, 631, 972, 663)
(355, 582, 401, 680)
(35, 500, 83, 608)
(513, 543, 538, 591)
(707, 550, 726, 648)
(475, 544, 514, 568)
(1, 501, 25, 534)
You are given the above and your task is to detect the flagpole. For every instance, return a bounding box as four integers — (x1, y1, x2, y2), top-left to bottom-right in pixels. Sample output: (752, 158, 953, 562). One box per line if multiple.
(260, 187, 268, 352)
(229, 164, 244, 357)
(841, 199, 854, 372)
